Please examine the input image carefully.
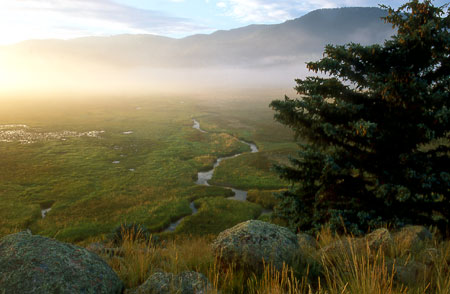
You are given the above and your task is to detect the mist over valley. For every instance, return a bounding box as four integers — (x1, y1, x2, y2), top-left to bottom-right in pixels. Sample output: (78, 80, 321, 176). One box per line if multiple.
(0, 7, 394, 95)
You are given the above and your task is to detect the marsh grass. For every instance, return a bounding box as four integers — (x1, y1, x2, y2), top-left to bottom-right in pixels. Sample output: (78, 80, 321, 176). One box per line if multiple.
(99, 226, 450, 293)
(209, 152, 288, 190)
(174, 197, 262, 235)
(0, 96, 297, 242)
(246, 189, 282, 209)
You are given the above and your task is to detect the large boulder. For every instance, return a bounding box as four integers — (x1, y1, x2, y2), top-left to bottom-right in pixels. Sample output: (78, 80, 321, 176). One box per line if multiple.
(320, 238, 357, 262)
(386, 261, 429, 286)
(128, 271, 211, 294)
(297, 233, 318, 250)
(320, 228, 393, 262)
(0, 231, 123, 294)
(393, 225, 432, 250)
(365, 228, 393, 252)
(211, 220, 299, 273)
(419, 248, 439, 266)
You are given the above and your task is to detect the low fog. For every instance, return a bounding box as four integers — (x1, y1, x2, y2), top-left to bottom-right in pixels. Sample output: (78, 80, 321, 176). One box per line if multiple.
(0, 7, 394, 98)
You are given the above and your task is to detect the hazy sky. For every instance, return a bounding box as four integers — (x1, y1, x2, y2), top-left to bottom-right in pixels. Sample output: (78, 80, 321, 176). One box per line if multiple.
(0, 0, 448, 44)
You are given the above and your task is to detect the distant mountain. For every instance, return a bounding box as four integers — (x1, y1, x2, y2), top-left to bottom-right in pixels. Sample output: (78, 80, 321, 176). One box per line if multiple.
(0, 7, 394, 94)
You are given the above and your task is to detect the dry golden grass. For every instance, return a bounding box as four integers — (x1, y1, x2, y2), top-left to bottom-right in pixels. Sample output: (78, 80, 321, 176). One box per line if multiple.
(95, 226, 450, 293)
(246, 262, 308, 294)
(105, 229, 159, 287)
(321, 243, 397, 294)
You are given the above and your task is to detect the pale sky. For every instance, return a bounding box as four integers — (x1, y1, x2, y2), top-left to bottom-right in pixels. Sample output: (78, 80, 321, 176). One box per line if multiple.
(0, 0, 448, 45)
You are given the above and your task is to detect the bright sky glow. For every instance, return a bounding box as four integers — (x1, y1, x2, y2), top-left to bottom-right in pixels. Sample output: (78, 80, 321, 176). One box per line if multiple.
(0, 0, 448, 45)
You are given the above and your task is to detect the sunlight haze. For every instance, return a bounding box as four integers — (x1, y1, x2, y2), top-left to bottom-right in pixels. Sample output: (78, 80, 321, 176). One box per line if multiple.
(2, 0, 444, 96)
(0, 1, 404, 96)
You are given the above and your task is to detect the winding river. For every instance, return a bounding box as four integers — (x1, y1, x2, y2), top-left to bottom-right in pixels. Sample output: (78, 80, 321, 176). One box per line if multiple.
(164, 119, 259, 232)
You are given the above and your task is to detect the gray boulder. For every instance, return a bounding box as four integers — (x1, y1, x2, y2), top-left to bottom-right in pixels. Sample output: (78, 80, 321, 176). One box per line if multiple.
(86, 241, 107, 254)
(0, 231, 123, 294)
(297, 233, 318, 250)
(419, 248, 439, 266)
(393, 225, 432, 250)
(129, 271, 211, 294)
(365, 228, 393, 252)
(387, 261, 429, 286)
(320, 238, 357, 261)
(212, 220, 299, 273)
(321, 228, 393, 262)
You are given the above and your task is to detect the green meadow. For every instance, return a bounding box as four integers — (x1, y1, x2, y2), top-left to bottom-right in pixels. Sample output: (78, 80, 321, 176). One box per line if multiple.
(0, 94, 296, 242)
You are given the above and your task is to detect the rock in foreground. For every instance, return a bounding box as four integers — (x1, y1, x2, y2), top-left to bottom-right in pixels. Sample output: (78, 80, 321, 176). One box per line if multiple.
(393, 225, 432, 250)
(297, 232, 318, 249)
(212, 220, 299, 273)
(128, 271, 211, 294)
(0, 231, 123, 294)
(321, 228, 394, 259)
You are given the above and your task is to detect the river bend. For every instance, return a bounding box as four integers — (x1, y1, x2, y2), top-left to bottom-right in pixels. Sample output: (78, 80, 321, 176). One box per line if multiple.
(164, 119, 259, 232)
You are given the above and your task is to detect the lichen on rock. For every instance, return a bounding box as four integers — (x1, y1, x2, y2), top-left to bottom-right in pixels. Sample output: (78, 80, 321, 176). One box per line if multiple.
(393, 225, 433, 251)
(128, 271, 211, 294)
(211, 220, 299, 273)
(297, 232, 318, 249)
(365, 228, 393, 252)
(0, 231, 123, 294)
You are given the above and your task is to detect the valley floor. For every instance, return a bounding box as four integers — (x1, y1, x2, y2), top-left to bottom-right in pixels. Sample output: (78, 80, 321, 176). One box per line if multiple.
(0, 94, 295, 242)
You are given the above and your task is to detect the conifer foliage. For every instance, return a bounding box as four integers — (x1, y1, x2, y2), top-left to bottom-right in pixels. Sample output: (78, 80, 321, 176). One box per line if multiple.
(270, 0, 449, 235)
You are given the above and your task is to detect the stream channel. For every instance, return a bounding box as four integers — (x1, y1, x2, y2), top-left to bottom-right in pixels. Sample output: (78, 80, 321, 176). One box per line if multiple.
(164, 119, 264, 232)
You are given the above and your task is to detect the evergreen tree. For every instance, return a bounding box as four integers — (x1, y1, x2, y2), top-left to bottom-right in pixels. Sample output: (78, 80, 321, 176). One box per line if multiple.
(270, 0, 449, 235)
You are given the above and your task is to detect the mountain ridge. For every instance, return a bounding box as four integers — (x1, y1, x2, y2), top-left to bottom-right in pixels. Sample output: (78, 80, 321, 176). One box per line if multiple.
(1, 7, 393, 68)
(0, 7, 395, 93)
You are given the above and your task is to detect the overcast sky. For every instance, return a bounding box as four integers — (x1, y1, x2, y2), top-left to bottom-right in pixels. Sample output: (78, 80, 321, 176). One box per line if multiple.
(0, 0, 448, 44)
